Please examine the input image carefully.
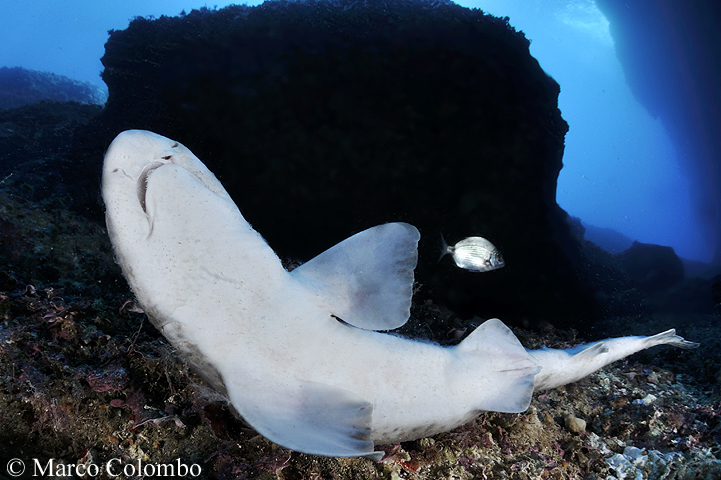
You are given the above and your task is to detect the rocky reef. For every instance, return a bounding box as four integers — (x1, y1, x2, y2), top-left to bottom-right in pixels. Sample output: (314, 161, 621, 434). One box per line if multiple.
(616, 242, 685, 294)
(0, 66, 107, 110)
(1, 1, 718, 476)
(72, 0, 604, 328)
(0, 101, 120, 300)
(1, 281, 718, 479)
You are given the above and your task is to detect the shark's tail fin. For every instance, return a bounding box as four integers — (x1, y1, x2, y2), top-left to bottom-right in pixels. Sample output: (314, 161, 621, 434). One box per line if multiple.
(644, 329, 700, 349)
(454, 319, 540, 413)
(528, 329, 700, 392)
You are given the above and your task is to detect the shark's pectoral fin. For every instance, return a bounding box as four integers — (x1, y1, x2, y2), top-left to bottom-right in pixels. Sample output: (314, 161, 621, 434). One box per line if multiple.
(291, 222, 420, 331)
(227, 379, 381, 460)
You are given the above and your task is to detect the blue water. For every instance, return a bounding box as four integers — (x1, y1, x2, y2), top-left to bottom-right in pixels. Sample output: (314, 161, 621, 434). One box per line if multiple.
(0, 0, 714, 262)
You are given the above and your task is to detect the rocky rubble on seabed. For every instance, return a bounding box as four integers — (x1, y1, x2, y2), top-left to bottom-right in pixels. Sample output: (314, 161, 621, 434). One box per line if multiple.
(1, 269, 719, 479)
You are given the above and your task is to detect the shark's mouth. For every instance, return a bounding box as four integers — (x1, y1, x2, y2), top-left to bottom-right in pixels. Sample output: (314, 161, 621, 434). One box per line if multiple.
(137, 160, 171, 213)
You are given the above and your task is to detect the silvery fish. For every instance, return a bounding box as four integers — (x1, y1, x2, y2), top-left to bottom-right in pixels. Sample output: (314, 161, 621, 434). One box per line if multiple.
(440, 234, 505, 272)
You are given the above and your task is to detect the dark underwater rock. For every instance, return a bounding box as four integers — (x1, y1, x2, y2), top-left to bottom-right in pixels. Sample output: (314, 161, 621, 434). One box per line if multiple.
(0, 101, 123, 299)
(711, 276, 721, 315)
(74, 0, 603, 328)
(564, 217, 646, 319)
(581, 222, 635, 255)
(615, 241, 685, 293)
(0, 66, 107, 110)
(0, 101, 103, 203)
(713, 277, 721, 303)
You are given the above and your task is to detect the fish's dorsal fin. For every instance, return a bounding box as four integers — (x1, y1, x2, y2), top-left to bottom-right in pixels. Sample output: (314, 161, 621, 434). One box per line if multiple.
(226, 379, 381, 460)
(291, 223, 419, 331)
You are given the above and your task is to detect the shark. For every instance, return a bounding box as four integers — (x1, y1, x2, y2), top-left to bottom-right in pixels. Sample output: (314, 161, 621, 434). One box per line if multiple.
(102, 130, 698, 460)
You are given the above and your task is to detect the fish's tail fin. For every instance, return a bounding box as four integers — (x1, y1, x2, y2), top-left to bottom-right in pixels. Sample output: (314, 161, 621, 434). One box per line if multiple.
(454, 319, 540, 413)
(439, 233, 449, 261)
(644, 329, 700, 349)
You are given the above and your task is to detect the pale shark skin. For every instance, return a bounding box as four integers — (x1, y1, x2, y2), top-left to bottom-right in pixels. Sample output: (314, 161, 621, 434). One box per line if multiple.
(528, 329, 698, 391)
(102, 130, 698, 460)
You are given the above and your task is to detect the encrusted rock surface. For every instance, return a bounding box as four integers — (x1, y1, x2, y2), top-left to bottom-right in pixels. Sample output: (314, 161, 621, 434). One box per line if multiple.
(1, 279, 719, 479)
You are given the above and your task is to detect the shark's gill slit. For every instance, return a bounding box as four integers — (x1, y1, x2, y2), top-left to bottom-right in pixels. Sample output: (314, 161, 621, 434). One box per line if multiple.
(331, 314, 352, 327)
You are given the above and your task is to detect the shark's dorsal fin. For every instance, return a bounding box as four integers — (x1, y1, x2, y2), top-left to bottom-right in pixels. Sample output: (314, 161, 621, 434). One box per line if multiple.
(573, 341, 609, 358)
(456, 319, 540, 413)
(291, 223, 420, 331)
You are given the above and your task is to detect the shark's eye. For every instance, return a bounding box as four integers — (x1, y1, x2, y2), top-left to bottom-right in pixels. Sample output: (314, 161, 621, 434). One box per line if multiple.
(162, 155, 172, 160)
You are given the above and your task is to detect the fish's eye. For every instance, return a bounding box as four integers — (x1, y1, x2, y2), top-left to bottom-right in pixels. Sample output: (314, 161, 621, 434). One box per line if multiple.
(161, 155, 172, 160)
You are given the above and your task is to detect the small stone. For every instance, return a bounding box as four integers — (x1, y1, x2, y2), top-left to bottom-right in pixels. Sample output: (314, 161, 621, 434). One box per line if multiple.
(564, 413, 587, 434)
(632, 393, 657, 406)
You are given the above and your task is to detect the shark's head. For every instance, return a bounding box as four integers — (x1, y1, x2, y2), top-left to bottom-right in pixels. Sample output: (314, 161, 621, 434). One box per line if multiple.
(103, 130, 182, 182)
(102, 130, 241, 293)
(102, 130, 230, 215)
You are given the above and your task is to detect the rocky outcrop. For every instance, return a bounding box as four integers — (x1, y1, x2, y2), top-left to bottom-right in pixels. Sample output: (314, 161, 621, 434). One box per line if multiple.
(0, 102, 118, 297)
(74, 0, 604, 328)
(0, 102, 103, 202)
(0, 66, 106, 110)
(615, 241, 684, 293)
